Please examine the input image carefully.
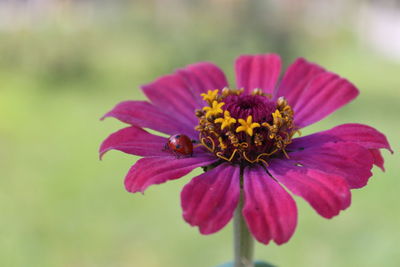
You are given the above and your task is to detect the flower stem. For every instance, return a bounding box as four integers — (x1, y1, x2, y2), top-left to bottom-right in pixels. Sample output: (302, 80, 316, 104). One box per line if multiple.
(233, 189, 254, 267)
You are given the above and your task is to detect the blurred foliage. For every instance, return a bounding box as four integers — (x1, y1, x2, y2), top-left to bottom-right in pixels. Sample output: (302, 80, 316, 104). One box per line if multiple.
(0, 1, 399, 267)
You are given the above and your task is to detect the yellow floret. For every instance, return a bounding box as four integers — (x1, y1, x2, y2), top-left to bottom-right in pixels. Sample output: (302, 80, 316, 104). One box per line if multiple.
(203, 101, 225, 118)
(272, 110, 283, 126)
(201, 89, 219, 103)
(214, 111, 237, 130)
(236, 116, 260, 136)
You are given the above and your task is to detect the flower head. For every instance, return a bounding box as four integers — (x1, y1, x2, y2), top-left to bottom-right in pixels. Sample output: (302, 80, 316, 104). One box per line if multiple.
(100, 54, 392, 245)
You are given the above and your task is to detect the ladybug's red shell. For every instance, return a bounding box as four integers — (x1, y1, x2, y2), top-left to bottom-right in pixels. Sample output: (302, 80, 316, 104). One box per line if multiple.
(167, 134, 193, 156)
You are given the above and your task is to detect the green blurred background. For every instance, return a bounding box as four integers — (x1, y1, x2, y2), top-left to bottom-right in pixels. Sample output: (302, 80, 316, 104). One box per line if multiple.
(1, 1, 399, 266)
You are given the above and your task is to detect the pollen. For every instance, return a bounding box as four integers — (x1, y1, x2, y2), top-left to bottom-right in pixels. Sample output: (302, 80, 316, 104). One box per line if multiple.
(236, 116, 260, 136)
(201, 89, 219, 103)
(215, 111, 236, 130)
(195, 88, 298, 165)
(203, 100, 225, 118)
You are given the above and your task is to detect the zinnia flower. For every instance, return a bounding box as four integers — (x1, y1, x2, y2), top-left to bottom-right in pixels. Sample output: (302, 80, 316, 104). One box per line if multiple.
(100, 54, 392, 245)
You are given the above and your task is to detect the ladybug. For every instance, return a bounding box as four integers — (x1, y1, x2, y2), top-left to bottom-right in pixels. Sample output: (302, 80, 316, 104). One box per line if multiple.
(165, 134, 193, 157)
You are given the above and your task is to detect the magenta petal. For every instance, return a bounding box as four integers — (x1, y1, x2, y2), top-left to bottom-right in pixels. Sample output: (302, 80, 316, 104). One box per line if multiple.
(370, 149, 385, 171)
(101, 100, 197, 138)
(124, 155, 217, 193)
(99, 126, 168, 158)
(288, 142, 374, 189)
(322, 123, 393, 152)
(293, 72, 359, 128)
(275, 58, 359, 128)
(268, 161, 351, 219)
(243, 166, 297, 245)
(274, 58, 325, 102)
(177, 62, 229, 104)
(290, 123, 393, 153)
(287, 123, 392, 188)
(235, 54, 281, 95)
(142, 74, 199, 126)
(181, 163, 240, 234)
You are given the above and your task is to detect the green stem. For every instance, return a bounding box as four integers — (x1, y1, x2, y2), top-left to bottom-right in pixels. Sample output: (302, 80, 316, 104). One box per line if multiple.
(233, 189, 254, 267)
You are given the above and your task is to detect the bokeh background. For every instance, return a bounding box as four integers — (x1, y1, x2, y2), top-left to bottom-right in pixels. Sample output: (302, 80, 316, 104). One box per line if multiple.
(1, 0, 399, 266)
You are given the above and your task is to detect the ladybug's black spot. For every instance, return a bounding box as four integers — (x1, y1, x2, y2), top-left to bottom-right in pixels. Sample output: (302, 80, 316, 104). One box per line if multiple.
(175, 144, 181, 149)
(175, 135, 181, 138)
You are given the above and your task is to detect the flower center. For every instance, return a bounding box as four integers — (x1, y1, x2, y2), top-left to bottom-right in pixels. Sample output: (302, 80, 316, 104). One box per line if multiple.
(195, 88, 299, 166)
(224, 94, 276, 123)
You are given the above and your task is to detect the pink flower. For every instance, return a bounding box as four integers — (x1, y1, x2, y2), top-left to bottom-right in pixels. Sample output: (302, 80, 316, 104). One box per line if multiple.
(100, 54, 392, 245)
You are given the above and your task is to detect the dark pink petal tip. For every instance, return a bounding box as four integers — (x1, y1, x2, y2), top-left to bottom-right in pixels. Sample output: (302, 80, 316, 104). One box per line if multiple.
(276, 58, 359, 128)
(273, 57, 326, 102)
(290, 123, 392, 171)
(370, 149, 386, 171)
(177, 62, 229, 98)
(243, 166, 297, 245)
(141, 74, 199, 127)
(99, 126, 168, 160)
(288, 141, 375, 189)
(141, 62, 228, 128)
(327, 123, 393, 154)
(268, 161, 351, 219)
(101, 100, 196, 138)
(181, 163, 240, 234)
(293, 73, 359, 128)
(124, 155, 217, 194)
(235, 54, 281, 95)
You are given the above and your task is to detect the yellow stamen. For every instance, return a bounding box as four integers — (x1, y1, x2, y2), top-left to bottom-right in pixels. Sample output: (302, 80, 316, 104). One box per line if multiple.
(222, 87, 244, 97)
(221, 87, 231, 97)
(214, 111, 237, 130)
(203, 101, 225, 118)
(201, 89, 219, 103)
(236, 116, 260, 136)
(216, 149, 238, 162)
(276, 96, 288, 108)
(218, 137, 227, 150)
(251, 88, 272, 98)
(272, 110, 283, 126)
(200, 136, 216, 152)
(242, 150, 278, 163)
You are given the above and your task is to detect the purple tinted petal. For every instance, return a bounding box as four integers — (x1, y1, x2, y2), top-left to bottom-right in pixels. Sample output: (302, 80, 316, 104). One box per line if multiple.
(288, 142, 374, 189)
(142, 62, 228, 127)
(125, 155, 217, 193)
(181, 163, 240, 234)
(324, 123, 392, 152)
(370, 149, 385, 171)
(294, 73, 359, 128)
(101, 100, 197, 138)
(268, 161, 351, 219)
(177, 62, 229, 105)
(142, 74, 199, 126)
(287, 123, 391, 188)
(99, 126, 168, 159)
(295, 74, 359, 127)
(274, 58, 325, 102)
(243, 166, 297, 245)
(290, 123, 392, 153)
(235, 54, 281, 95)
(275, 58, 359, 128)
